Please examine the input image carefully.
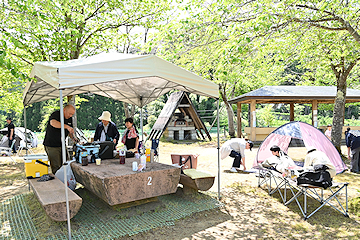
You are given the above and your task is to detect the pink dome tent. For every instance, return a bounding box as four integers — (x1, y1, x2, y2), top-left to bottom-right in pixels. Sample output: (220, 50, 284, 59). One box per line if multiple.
(253, 121, 347, 174)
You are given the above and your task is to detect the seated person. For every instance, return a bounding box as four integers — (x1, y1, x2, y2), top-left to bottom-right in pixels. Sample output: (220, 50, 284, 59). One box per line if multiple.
(297, 147, 336, 189)
(121, 118, 139, 152)
(303, 148, 336, 178)
(261, 145, 297, 175)
(93, 111, 120, 147)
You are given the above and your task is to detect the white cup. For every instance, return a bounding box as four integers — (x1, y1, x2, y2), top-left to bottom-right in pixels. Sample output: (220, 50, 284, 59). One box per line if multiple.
(96, 158, 101, 165)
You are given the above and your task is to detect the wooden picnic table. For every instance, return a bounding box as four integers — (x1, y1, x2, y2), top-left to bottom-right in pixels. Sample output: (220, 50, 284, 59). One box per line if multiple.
(71, 159, 181, 206)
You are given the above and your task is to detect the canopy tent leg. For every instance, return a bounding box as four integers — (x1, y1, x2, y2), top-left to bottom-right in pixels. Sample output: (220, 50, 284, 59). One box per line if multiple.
(59, 90, 72, 240)
(217, 99, 221, 200)
(24, 107, 28, 156)
(140, 106, 144, 149)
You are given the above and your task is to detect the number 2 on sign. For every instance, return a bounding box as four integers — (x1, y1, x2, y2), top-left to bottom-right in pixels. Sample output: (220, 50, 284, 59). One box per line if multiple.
(147, 176, 152, 185)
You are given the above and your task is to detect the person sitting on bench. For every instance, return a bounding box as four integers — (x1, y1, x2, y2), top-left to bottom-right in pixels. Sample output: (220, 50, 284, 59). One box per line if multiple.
(261, 145, 297, 176)
(297, 147, 336, 189)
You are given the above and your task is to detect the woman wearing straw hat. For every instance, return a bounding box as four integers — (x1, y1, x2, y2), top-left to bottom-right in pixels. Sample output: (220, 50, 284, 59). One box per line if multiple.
(94, 111, 120, 146)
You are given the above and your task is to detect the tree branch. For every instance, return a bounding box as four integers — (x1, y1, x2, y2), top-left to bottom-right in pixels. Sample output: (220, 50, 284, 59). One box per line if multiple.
(294, 4, 360, 44)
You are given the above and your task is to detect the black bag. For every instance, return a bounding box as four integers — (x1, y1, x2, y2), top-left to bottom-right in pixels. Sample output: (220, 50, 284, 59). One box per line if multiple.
(297, 170, 332, 189)
(126, 151, 135, 158)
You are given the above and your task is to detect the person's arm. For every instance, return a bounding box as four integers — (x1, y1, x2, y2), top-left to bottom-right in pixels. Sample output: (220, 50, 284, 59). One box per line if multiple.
(50, 119, 74, 135)
(113, 123, 120, 144)
(134, 137, 139, 152)
(242, 157, 246, 170)
(93, 124, 101, 141)
(348, 147, 351, 160)
(9, 128, 14, 140)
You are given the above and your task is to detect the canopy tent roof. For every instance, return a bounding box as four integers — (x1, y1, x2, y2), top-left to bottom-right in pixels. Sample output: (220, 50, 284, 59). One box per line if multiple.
(228, 86, 360, 104)
(24, 53, 219, 107)
(253, 121, 347, 174)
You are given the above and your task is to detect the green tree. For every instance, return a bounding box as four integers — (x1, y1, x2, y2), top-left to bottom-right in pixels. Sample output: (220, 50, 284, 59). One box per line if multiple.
(0, 0, 172, 123)
(151, 0, 283, 137)
(256, 0, 360, 151)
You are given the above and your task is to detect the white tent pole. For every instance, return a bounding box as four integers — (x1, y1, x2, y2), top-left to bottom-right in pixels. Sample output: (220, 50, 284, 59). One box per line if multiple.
(59, 90, 72, 240)
(24, 107, 28, 155)
(140, 107, 144, 148)
(217, 99, 221, 200)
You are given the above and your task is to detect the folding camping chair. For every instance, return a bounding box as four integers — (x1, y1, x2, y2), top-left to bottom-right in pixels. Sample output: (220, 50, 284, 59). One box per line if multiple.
(257, 164, 300, 205)
(0, 139, 16, 163)
(17, 142, 34, 157)
(285, 181, 349, 220)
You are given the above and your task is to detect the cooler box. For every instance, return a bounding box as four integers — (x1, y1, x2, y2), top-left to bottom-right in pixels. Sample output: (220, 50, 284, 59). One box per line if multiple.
(24, 154, 49, 178)
(171, 154, 199, 170)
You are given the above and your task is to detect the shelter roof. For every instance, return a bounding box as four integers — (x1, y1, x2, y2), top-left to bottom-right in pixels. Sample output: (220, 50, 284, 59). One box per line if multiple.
(228, 86, 360, 104)
(24, 53, 219, 107)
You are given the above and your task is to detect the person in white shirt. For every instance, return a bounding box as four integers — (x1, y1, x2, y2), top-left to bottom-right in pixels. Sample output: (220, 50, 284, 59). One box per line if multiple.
(325, 124, 332, 140)
(220, 138, 253, 172)
(261, 145, 297, 174)
(303, 148, 336, 178)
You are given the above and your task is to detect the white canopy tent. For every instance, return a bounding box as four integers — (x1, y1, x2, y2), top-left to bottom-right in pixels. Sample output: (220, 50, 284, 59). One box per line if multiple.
(23, 52, 220, 240)
(24, 53, 218, 106)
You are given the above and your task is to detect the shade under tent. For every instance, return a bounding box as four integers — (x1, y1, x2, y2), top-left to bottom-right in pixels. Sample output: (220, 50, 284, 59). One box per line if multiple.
(23, 52, 220, 240)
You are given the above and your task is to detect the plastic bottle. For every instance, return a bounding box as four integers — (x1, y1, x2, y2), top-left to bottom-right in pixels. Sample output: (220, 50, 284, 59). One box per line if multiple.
(140, 154, 146, 170)
(119, 149, 126, 164)
(150, 149, 154, 163)
(146, 148, 151, 162)
(132, 161, 138, 171)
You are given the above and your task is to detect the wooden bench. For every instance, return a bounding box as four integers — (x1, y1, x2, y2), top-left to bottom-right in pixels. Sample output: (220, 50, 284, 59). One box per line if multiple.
(28, 175, 82, 221)
(180, 169, 215, 194)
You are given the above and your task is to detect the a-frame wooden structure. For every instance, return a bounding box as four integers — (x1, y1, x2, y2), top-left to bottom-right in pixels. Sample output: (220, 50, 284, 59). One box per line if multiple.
(148, 91, 212, 141)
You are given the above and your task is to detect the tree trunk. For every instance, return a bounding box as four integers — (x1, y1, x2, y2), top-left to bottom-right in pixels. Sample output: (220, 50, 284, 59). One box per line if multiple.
(332, 78, 346, 153)
(219, 84, 235, 138)
(124, 102, 130, 118)
(331, 59, 357, 153)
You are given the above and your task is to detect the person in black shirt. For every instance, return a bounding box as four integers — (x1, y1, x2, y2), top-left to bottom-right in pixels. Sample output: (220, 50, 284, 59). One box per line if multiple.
(6, 117, 16, 153)
(121, 118, 139, 152)
(346, 129, 360, 173)
(43, 104, 77, 174)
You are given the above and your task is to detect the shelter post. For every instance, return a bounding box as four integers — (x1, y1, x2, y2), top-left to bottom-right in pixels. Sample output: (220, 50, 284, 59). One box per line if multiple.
(236, 102, 242, 138)
(250, 100, 256, 141)
(290, 103, 294, 122)
(312, 100, 318, 128)
(217, 99, 221, 200)
(59, 90, 72, 240)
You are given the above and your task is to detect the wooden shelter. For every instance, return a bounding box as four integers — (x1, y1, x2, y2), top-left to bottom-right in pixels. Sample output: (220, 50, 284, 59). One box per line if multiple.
(148, 91, 211, 141)
(228, 86, 360, 141)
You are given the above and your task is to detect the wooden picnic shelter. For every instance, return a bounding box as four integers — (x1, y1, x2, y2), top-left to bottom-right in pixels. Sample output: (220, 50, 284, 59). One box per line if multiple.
(228, 86, 360, 142)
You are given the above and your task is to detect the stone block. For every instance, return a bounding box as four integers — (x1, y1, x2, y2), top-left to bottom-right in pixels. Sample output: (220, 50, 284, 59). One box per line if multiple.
(71, 160, 180, 206)
(29, 175, 82, 221)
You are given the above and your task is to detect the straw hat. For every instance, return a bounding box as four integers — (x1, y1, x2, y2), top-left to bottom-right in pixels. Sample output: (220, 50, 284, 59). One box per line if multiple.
(98, 111, 111, 121)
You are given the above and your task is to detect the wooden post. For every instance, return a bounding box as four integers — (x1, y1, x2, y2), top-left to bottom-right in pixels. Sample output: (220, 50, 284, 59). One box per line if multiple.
(290, 103, 294, 122)
(237, 102, 242, 138)
(250, 100, 256, 141)
(312, 100, 318, 127)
